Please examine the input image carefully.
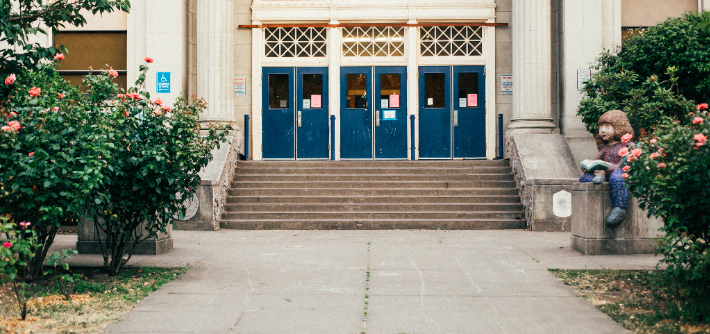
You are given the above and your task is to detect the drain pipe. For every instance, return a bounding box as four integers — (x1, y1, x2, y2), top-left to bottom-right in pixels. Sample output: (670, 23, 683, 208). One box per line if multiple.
(498, 114, 503, 159)
(410, 115, 416, 161)
(330, 115, 336, 160)
(244, 114, 249, 160)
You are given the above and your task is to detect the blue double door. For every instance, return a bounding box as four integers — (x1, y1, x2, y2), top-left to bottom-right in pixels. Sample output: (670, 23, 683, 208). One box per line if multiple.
(419, 66, 486, 159)
(262, 67, 329, 159)
(340, 66, 408, 159)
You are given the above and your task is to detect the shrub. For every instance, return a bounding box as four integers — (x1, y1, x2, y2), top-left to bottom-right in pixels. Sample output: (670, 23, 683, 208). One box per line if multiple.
(0, 217, 41, 320)
(621, 108, 710, 322)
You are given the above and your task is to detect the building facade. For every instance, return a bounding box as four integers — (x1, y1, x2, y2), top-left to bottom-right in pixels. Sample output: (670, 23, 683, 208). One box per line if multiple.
(43, 0, 708, 163)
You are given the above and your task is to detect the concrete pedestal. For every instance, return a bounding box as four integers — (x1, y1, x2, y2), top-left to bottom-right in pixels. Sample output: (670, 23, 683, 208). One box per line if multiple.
(78, 217, 173, 255)
(571, 182, 663, 255)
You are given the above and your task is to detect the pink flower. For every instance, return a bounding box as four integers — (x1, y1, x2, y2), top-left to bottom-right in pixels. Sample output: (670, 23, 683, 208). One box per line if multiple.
(693, 117, 704, 125)
(108, 68, 119, 78)
(622, 166, 630, 172)
(161, 105, 170, 112)
(650, 152, 660, 159)
(8, 121, 21, 132)
(632, 148, 643, 158)
(117, 94, 124, 98)
(54, 53, 64, 61)
(28, 152, 34, 157)
(153, 110, 163, 116)
(29, 87, 41, 97)
(619, 147, 629, 157)
(153, 98, 163, 106)
(9, 112, 17, 117)
(657, 163, 666, 168)
(694, 133, 707, 145)
(650, 138, 657, 144)
(1, 126, 10, 132)
(51, 107, 59, 112)
(2, 242, 11, 248)
(58, 93, 65, 99)
(4, 74, 16, 85)
(622, 173, 629, 179)
(123, 110, 129, 117)
(19, 222, 30, 230)
(144, 57, 154, 63)
(621, 133, 633, 143)
(698, 103, 709, 111)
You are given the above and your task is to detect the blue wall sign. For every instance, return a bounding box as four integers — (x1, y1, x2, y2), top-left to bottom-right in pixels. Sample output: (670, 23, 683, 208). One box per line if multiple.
(156, 72, 171, 93)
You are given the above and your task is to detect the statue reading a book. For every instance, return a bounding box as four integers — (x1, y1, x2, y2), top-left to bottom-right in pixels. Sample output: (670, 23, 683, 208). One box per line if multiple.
(579, 110, 634, 227)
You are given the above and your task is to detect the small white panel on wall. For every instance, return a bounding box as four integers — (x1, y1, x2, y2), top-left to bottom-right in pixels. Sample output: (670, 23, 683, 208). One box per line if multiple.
(553, 190, 572, 218)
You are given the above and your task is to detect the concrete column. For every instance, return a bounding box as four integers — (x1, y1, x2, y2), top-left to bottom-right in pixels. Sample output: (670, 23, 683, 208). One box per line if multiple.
(251, 23, 263, 160)
(701, 0, 710, 11)
(197, 0, 234, 122)
(508, 0, 556, 134)
(126, 1, 146, 88)
(484, 19, 496, 159)
(406, 21, 418, 160)
(329, 20, 341, 160)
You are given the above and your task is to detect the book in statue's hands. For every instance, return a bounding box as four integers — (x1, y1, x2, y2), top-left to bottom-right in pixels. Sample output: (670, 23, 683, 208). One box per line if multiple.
(580, 159, 612, 172)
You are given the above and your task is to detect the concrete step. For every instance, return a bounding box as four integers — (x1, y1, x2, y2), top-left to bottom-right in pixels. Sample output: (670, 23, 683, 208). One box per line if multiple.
(226, 195, 521, 204)
(238, 160, 509, 168)
(236, 167, 512, 175)
(231, 181, 516, 189)
(220, 219, 527, 230)
(233, 173, 514, 182)
(227, 188, 519, 197)
(221, 211, 524, 220)
(224, 203, 523, 212)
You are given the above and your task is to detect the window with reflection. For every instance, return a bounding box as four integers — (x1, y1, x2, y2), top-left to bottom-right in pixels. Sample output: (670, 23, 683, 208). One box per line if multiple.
(458, 73, 479, 108)
(380, 74, 401, 109)
(301, 74, 323, 109)
(424, 73, 445, 108)
(268, 74, 290, 109)
(346, 74, 368, 108)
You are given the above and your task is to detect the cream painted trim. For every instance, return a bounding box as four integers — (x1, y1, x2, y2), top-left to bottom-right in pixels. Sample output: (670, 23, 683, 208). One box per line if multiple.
(484, 21, 495, 160)
(252, 25, 263, 160)
(329, 24, 341, 160)
(407, 24, 418, 160)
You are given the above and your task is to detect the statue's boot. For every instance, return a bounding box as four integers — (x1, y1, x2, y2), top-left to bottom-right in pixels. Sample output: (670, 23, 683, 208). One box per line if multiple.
(606, 207, 626, 227)
(592, 174, 606, 184)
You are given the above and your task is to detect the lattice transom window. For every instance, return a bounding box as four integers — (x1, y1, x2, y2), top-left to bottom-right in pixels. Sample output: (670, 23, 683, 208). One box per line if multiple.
(265, 27, 326, 58)
(420, 26, 482, 57)
(342, 27, 405, 57)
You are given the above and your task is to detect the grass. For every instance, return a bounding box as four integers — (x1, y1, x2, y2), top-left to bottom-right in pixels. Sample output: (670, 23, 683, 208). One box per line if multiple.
(551, 269, 710, 334)
(0, 265, 189, 334)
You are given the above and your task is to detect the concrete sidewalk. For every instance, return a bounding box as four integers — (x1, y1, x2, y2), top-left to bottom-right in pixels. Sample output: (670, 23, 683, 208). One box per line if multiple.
(50, 230, 660, 333)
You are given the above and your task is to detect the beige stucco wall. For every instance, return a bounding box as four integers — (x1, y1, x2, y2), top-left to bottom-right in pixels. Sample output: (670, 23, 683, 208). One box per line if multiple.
(621, 0, 697, 27)
(60, 9, 128, 31)
(495, 0, 513, 154)
(235, 0, 252, 146)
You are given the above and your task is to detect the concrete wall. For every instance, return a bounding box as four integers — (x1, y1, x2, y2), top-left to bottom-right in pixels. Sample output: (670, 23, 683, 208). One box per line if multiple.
(61, 10, 127, 31)
(622, 0, 697, 27)
(495, 0, 513, 154)
(235, 0, 252, 149)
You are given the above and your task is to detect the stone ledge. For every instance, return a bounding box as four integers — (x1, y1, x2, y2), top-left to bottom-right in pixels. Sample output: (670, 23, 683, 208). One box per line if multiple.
(173, 220, 220, 231)
(571, 236, 656, 255)
(77, 238, 174, 256)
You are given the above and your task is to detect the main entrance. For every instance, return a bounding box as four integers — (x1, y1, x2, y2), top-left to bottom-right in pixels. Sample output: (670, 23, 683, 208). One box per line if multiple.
(340, 66, 408, 159)
(262, 67, 329, 160)
(418, 66, 486, 159)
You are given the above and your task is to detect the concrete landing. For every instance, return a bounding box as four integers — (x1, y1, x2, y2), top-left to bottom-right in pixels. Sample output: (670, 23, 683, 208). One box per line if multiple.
(48, 231, 658, 333)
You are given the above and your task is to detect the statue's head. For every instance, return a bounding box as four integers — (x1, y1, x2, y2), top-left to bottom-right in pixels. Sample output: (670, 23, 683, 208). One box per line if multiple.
(597, 110, 633, 143)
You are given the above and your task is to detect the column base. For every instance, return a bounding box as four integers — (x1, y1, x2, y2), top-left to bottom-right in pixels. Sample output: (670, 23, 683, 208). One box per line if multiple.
(77, 238, 174, 256)
(507, 120, 557, 135)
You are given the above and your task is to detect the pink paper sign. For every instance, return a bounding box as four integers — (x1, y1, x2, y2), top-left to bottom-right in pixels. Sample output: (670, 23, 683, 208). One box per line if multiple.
(311, 95, 322, 108)
(389, 95, 400, 108)
(467, 94, 478, 107)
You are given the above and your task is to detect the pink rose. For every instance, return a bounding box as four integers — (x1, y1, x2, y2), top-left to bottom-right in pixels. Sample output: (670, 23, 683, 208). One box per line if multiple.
(621, 133, 633, 143)
(19, 222, 30, 230)
(657, 163, 666, 168)
(117, 94, 124, 98)
(632, 148, 643, 158)
(618, 147, 629, 157)
(144, 57, 154, 63)
(54, 53, 64, 60)
(1, 126, 10, 132)
(3, 242, 11, 248)
(693, 117, 704, 125)
(51, 107, 59, 112)
(694, 133, 707, 145)
(4, 74, 16, 85)
(29, 87, 41, 97)
(650, 138, 657, 144)
(622, 166, 630, 172)
(650, 152, 660, 159)
(108, 68, 119, 78)
(153, 98, 163, 106)
(622, 173, 629, 179)
(58, 93, 65, 99)
(8, 121, 21, 132)
(161, 105, 170, 112)
(29, 152, 34, 157)
(9, 112, 17, 117)
(698, 103, 709, 111)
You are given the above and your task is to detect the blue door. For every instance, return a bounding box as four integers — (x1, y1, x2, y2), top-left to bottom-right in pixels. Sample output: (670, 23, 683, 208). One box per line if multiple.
(374, 66, 408, 159)
(262, 67, 295, 159)
(296, 67, 329, 159)
(340, 67, 373, 159)
(453, 66, 486, 158)
(418, 66, 451, 159)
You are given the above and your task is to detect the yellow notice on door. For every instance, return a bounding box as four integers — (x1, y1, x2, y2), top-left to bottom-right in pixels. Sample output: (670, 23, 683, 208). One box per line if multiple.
(467, 94, 478, 107)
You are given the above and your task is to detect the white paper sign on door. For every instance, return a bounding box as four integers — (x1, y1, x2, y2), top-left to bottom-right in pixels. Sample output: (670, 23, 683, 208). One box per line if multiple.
(303, 99, 311, 109)
(459, 98, 467, 108)
(427, 98, 433, 106)
(381, 99, 389, 108)
(383, 110, 396, 120)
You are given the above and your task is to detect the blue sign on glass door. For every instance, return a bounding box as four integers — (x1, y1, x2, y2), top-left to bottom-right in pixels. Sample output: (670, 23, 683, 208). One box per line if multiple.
(156, 72, 171, 93)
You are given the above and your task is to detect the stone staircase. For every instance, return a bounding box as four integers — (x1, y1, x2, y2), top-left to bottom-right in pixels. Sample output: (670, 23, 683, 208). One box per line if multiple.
(221, 160, 526, 230)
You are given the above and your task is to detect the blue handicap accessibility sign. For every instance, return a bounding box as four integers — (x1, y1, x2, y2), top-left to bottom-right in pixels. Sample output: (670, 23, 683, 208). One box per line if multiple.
(156, 72, 171, 93)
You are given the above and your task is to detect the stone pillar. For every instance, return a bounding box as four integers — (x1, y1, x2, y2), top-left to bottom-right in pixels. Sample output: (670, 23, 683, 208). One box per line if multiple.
(701, 0, 710, 11)
(406, 20, 418, 160)
(329, 20, 341, 160)
(197, 0, 235, 122)
(508, 0, 556, 135)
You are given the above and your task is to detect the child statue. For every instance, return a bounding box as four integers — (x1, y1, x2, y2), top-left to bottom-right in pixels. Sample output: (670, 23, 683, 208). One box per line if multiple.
(579, 110, 634, 227)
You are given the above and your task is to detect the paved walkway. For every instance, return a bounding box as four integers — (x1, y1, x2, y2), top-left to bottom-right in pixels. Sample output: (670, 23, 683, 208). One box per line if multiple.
(51, 230, 660, 334)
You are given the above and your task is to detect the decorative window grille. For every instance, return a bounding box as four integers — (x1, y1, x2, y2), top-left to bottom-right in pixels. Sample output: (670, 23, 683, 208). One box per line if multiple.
(420, 26, 482, 57)
(342, 27, 405, 57)
(265, 27, 327, 58)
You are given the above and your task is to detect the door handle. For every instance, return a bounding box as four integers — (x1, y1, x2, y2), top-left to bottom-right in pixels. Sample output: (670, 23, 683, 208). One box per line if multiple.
(298, 110, 302, 127)
(454, 110, 458, 127)
(376, 110, 380, 127)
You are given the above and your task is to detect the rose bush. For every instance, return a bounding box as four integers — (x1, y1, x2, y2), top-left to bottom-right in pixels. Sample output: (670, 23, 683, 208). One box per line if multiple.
(621, 106, 710, 322)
